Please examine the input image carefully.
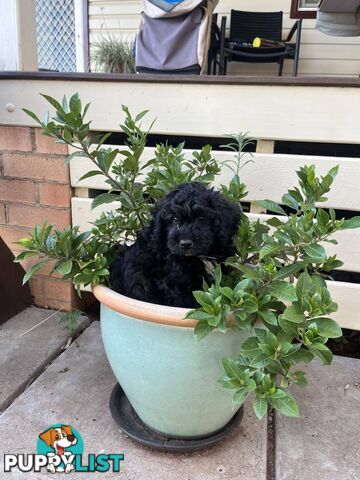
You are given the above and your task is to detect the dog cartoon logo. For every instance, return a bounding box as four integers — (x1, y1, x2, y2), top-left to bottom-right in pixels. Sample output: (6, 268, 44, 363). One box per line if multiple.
(4, 424, 124, 474)
(37, 424, 83, 474)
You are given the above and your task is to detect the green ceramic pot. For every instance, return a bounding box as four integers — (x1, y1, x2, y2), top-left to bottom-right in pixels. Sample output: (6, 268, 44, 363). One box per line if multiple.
(93, 285, 246, 438)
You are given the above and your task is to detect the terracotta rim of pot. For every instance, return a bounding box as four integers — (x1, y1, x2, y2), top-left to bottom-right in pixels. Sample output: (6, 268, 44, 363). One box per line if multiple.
(92, 284, 235, 328)
(92, 284, 195, 327)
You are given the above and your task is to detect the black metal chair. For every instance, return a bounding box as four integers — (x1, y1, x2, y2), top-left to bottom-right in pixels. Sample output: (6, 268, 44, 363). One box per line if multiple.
(207, 13, 221, 75)
(219, 10, 302, 77)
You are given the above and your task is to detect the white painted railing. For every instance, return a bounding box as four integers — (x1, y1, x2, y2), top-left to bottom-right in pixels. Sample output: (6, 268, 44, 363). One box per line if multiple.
(1, 74, 359, 330)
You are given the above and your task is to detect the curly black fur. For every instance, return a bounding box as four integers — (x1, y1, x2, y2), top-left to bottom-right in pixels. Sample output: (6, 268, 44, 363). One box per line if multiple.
(110, 182, 241, 307)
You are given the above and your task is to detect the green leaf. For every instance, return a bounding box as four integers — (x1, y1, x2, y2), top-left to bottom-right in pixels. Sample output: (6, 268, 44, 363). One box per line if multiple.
(82, 102, 90, 120)
(327, 165, 339, 180)
(233, 388, 250, 407)
(259, 243, 281, 259)
(267, 217, 283, 228)
(253, 395, 268, 419)
(207, 313, 222, 327)
(220, 286, 233, 301)
(135, 110, 149, 123)
(222, 358, 243, 379)
(240, 337, 260, 357)
(185, 310, 212, 321)
(267, 390, 300, 417)
(64, 150, 86, 165)
(69, 92, 81, 116)
(286, 347, 314, 364)
(291, 370, 308, 387)
(279, 316, 299, 337)
(312, 318, 342, 338)
(274, 263, 304, 281)
(123, 155, 138, 173)
(309, 342, 333, 365)
(268, 281, 297, 302)
(317, 209, 329, 230)
(218, 375, 242, 389)
(340, 216, 360, 230)
(193, 291, 213, 308)
(282, 192, 299, 210)
(14, 250, 37, 262)
(55, 259, 73, 275)
(303, 244, 326, 262)
(282, 304, 305, 323)
(296, 272, 313, 303)
(194, 320, 214, 342)
(78, 170, 104, 181)
(22, 108, 42, 126)
(62, 95, 69, 113)
(41, 94, 64, 113)
(258, 309, 278, 325)
(226, 262, 264, 280)
(255, 200, 287, 216)
(22, 260, 49, 285)
(91, 193, 118, 210)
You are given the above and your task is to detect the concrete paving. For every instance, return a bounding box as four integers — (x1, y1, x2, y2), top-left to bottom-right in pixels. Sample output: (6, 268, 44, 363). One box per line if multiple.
(0, 306, 89, 413)
(275, 356, 360, 480)
(0, 322, 268, 480)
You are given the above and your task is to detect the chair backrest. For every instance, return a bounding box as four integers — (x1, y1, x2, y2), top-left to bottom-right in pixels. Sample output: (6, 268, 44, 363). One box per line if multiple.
(229, 10, 283, 42)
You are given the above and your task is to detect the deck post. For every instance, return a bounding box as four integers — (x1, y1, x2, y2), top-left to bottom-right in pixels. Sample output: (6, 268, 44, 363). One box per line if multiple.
(0, 0, 38, 71)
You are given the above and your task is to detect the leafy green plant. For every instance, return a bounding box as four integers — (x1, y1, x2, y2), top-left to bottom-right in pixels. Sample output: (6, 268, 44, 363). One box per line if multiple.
(20, 93, 246, 290)
(92, 35, 135, 74)
(18, 93, 360, 418)
(186, 165, 360, 417)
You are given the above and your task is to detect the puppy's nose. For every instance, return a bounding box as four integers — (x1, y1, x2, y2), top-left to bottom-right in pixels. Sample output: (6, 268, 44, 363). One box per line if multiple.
(67, 435, 75, 442)
(179, 239, 193, 249)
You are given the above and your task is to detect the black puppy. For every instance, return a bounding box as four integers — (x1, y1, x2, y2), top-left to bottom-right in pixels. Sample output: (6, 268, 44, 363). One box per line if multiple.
(110, 182, 241, 307)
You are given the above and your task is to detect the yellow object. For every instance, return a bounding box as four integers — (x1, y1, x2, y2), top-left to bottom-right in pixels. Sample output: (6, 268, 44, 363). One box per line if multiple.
(253, 37, 261, 48)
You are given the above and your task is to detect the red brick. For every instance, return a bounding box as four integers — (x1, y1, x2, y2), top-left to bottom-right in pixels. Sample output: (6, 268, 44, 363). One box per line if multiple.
(0, 203, 5, 224)
(0, 225, 31, 253)
(37, 298, 75, 312)
(44, 278, 73, 300)
(3, 153, 69, 182)
(29, 276, 43, 300)
(35, 129, 68, 155)
(39, 182, 71, 208)
(0, 126, 32, 152)
(8, 204, 70, 229)
(0, 178, 35, 203)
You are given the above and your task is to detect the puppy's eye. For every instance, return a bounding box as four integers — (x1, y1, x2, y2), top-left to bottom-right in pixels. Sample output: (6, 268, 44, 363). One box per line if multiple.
(173, 217, 180, 224)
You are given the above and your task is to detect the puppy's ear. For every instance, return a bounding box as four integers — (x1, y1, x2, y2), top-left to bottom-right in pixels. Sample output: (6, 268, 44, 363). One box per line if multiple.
(39, 428, 56, 446)
(211, 193, 241, 256)
(148, 206, 166, 250)
(62, 425, 73, 436)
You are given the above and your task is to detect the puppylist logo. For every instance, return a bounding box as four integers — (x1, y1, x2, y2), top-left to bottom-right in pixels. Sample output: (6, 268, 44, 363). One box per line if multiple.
(3, 424, 124, 474)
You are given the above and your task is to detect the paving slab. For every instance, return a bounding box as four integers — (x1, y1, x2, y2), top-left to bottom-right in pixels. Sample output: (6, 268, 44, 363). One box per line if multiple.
(275, 356, 360, 480)
(0, 322, 267, 480)
(0, 306, 90, 413)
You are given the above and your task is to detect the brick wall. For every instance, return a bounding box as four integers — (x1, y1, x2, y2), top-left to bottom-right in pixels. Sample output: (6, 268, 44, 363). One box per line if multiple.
(0, 125, 83, 311)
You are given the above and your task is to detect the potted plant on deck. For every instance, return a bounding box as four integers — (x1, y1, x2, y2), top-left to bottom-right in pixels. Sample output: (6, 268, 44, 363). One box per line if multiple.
(17, 94, 360, 443)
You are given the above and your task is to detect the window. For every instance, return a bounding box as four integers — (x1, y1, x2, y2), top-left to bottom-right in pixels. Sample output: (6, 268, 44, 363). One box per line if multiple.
(290, 0, 321, 18)
(298, 0, 321, 10)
